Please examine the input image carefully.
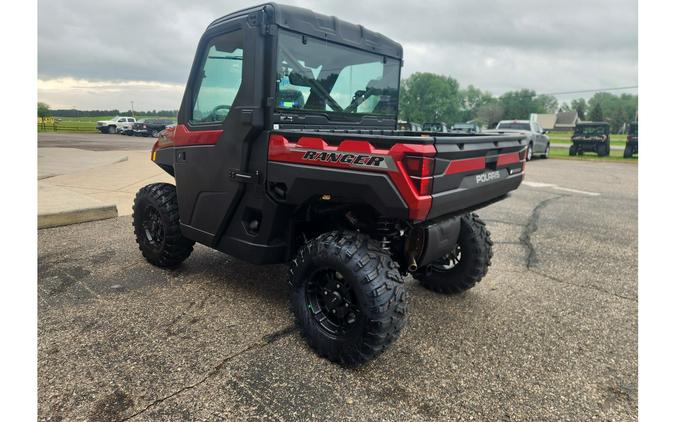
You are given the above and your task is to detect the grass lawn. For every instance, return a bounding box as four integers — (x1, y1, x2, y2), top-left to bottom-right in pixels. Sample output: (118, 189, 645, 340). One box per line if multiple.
(548, 146, 637, 162)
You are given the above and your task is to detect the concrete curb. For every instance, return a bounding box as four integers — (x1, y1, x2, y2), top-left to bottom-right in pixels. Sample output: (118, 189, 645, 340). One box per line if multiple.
(38, 204, 118, 229)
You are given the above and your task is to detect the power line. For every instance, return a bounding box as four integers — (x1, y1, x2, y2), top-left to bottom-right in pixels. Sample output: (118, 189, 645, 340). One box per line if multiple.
(539, 86, 638, 96)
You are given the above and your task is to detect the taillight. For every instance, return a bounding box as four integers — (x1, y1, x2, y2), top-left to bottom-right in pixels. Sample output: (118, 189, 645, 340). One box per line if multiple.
(403, 155, 435, 196)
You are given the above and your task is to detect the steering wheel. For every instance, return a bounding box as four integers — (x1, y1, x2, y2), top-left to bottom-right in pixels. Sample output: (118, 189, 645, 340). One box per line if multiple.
(206, 104, 231, 122)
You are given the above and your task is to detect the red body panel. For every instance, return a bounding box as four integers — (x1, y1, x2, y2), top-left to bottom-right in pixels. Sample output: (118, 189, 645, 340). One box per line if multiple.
(269, 134, 435, 221)
(153, 124, 223, 153)
(444, 157, 486, 175)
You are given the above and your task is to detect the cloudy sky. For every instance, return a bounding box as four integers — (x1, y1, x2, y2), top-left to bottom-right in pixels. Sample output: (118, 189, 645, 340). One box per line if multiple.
(38, 0, 637, 111)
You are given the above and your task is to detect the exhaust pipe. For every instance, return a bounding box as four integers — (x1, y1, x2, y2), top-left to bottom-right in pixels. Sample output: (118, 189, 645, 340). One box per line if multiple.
(408, 255, 418, 272)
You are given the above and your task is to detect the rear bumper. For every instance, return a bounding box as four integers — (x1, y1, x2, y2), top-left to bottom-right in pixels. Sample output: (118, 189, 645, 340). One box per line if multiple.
(427, 171, 523, 219)
(572, 140, 607, 151)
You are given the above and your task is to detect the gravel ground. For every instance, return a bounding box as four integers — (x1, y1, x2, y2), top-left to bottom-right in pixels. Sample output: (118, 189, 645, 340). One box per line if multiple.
(38, 158, 637, 421)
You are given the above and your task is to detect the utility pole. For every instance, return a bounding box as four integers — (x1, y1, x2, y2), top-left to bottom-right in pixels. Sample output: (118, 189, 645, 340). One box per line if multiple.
(130, 101, 135, 117)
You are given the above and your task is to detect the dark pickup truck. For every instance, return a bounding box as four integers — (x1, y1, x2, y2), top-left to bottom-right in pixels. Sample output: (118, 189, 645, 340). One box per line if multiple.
(131, 119, 175, 137)
(133, 2, 526, 365)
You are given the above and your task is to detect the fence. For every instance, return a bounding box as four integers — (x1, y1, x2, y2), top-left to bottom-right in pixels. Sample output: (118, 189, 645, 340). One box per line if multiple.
(37, 123, 98, 133)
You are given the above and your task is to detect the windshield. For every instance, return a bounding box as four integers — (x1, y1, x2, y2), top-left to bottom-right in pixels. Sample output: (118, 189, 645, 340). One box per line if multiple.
(498, 122, 531, 131)
(575, 125, 607, 136)
(276, 30, 400, 118)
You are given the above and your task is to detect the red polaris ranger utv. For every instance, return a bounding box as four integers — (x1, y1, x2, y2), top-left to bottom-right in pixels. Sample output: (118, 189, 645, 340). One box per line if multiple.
(133, 3, 527, 365)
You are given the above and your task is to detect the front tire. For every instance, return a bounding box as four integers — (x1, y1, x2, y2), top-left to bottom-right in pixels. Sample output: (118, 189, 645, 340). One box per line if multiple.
(526, 143, 534, 161)
(132, 183, 194, 267)
(290, 231, 407, 366)
(569, 145, 577, 156)
(414, 213, 493, 294)
(107, 125, 116, 134)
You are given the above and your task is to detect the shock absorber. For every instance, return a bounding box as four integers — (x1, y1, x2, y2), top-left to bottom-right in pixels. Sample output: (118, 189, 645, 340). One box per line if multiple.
(374, 217, 396, 251)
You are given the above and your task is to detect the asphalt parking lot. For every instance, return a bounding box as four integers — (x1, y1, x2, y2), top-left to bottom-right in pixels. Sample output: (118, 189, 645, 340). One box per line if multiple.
(38, 132, 157, 151)
(38, 158, 637, 421)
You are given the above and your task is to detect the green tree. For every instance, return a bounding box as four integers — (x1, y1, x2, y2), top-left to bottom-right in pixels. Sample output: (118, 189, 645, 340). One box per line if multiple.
(587, 92, 637, 131)
(399, 72, 461, 124)
(498, 89, 541, 119)
(38, 102, 50, 128)
(458, 85, 495, 122)
(589, 101, 603, 122)
(475, 102, 505, 128)
(570, 98, 587, 120)
(534, 95, 558, 113)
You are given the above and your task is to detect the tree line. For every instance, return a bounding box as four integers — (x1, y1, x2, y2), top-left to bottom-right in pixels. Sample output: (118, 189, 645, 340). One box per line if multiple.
(39, 105, 178, 118)
(399, 72, 638, 132)
(38, 73, 638, 133)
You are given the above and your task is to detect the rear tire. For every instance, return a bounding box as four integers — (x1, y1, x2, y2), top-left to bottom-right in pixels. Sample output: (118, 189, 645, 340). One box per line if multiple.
(526, 143, 534, 161)
(542, 143, 550, 159)
(598, 143, 610, 157)
(415, 213, 493, 294)
(290, 231, 407, 366)
(624, 145, 633, 158)
(132, 183, 194, 267)
(569, 145, 577, 156)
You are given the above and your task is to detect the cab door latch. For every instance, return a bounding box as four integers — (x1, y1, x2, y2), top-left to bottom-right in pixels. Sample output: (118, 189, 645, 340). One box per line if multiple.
(229, 169, 261, 184)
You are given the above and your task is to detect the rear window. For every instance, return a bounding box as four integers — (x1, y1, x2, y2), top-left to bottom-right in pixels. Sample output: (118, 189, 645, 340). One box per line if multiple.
(498, 122, 530, 131)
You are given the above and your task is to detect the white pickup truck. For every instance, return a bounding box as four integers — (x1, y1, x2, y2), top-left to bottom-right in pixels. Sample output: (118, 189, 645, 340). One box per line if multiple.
(95, 116, 136, 134)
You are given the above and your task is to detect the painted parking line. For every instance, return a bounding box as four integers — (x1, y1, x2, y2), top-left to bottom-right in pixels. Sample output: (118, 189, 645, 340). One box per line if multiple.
(522, 181, 600, 196)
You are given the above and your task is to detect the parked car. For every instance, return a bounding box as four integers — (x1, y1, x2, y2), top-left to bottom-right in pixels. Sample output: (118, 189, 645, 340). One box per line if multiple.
(132, 119, 175, 137)
(422, 122, 449, 132)
(484, 120, 550, 160)
(451, 122, 480, 134)
(624, 122, 638, 158)
(397, 121, 422, 131)
(570, 122, 610, 157)
(96, 116, 136, 134)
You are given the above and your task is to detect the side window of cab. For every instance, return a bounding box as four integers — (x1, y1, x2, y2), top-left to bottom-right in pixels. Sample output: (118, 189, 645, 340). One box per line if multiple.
(190, 30, 244, 124)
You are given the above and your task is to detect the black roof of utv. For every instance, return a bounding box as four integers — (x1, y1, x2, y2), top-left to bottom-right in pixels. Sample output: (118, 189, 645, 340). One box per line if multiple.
(207, 3, 403, 59)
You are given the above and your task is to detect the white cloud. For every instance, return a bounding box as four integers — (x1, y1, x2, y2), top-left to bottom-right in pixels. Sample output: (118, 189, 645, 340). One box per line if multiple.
(37, 0, 637, 110)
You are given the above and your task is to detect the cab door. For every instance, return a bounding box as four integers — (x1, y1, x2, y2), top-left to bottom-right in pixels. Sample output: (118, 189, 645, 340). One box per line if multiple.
(173, 16, 265, 246)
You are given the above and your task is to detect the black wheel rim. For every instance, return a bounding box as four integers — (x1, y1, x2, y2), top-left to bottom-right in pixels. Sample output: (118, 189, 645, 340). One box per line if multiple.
(430, 245, 462, 272)
(142, 206, 164, 248)
(306, 269, 361, 336)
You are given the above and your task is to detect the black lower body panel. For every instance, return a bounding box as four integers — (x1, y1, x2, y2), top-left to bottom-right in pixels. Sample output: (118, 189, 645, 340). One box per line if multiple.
(427, 172, 523, 220)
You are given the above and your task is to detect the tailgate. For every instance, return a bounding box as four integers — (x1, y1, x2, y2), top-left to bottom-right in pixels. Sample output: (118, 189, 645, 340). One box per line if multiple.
(428, 134, 526, 219)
